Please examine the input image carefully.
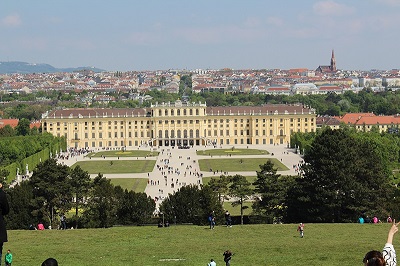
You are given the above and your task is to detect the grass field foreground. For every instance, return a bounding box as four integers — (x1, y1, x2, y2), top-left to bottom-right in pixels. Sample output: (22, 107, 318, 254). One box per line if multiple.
(6, 223, 391, 265)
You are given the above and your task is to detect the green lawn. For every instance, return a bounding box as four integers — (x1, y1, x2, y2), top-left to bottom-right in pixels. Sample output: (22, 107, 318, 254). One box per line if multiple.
(199, 158, 289, 172)
(6, 223, 392, 265)
(197, 148, 268, 156)
(223, 201, 253, 216)
(72, 160, 156, 174)
(109, 178, 148, 193)
(87, 150, 159, 158)
(202, 176, 257, 186)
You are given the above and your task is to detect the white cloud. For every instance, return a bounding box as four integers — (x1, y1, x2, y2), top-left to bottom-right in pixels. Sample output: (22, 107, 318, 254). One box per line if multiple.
(1, 14, 22, 27)
(313, 1, 354, 16)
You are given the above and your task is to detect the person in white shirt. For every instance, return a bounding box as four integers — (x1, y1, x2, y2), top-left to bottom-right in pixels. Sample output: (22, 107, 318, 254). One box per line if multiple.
(363, 220, 399, 266)
(208, 258, 216, 266)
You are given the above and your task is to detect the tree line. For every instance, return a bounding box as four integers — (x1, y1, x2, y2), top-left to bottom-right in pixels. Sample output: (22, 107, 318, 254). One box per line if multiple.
(6, 159, 155, 229)
(2, 88, 400, 121)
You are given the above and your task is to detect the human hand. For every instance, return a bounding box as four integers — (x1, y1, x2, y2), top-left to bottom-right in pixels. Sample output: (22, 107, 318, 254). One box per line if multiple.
(387, 219, 400, 244)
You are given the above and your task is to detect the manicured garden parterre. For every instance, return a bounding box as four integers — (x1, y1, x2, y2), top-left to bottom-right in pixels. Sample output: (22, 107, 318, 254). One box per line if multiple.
(72, 160, 156, 174)
(199, 158, 289, 172)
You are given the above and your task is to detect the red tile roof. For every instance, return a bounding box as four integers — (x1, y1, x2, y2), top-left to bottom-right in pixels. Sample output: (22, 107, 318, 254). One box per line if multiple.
(0, 119, 19, 129)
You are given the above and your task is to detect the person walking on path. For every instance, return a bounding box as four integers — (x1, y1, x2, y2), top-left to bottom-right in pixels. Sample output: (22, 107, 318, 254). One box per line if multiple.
(4, 249, 12, 266)
(0, 183, 9, 264)
(297, 223, 304, 238)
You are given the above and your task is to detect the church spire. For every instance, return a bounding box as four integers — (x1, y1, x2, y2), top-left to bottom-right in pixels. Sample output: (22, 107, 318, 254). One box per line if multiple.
(330, 49, 336, 71)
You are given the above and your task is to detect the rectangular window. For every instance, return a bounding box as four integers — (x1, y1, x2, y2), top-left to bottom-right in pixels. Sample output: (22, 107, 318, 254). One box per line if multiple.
(99, 133, 102, 138)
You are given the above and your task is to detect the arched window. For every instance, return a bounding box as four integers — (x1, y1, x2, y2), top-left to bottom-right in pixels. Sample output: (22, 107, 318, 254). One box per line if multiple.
(183, 130, 188, 138)
(177, 130, 181, 138)
(189, 129, 193, 138)
(280, 129, 284, 136)
(171, 109, 174, 116)
(183, 109, 187, 116)
(189, 109, 193, 115)
(171, 130, 175, 138)
(158, 110, 162, 116)
(165, 110, 168, 116)
(158, 130, 163, 138)
(165, 130, 169, 138)
(196, 109, 199, 115)
(177, 109, 181, 116)
(196, 129, 200, 138)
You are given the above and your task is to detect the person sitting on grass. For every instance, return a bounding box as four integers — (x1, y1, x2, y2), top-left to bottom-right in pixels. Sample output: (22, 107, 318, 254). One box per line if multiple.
(363, 220, 400, 266)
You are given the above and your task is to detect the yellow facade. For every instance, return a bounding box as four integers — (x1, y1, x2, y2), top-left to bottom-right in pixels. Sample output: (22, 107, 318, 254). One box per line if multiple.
(42, 101, 317, 148)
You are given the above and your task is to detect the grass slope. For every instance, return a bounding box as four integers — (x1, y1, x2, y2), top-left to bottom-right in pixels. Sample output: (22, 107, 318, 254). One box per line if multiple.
(6, 223, 390, 265)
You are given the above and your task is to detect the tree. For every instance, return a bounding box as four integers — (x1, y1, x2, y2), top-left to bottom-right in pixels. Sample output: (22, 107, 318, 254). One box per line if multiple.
(253, 161, 295, 223)
(5, 181, 35, 229)
(159, 184, 223, 225)
(69, 165, 92, 225)
(0, 125, 15, 137)
(229, 175, 253, 225)
(286, 128, 394, 223)
(29, 158, 72, 226)
(116, 189, 155, 225)
(208, 175, 230, 203)
(83, 174, 117, 228)
(15, 118, 31, 136)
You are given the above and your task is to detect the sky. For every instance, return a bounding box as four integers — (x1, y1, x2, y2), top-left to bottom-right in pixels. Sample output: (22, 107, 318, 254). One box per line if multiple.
(1, 0, 400, 71)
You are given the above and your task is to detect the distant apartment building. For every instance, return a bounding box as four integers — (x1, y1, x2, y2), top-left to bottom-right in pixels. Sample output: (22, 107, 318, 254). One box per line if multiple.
(41, 101, 317, 149)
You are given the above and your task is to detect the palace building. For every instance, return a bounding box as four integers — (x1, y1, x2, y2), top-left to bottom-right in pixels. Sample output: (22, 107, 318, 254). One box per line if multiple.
(41, 101, 317, 149)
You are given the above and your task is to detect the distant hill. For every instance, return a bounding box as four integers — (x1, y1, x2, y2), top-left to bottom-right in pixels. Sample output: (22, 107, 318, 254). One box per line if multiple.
(0, 61, 105, 74)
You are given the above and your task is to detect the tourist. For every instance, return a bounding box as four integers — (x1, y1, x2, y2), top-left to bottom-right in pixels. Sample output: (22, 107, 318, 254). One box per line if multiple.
(363, 220, 400, 266)
(297, 223, 304, 238)
(4, 249, 12, 266)
(41, 258, 58, 266)
(0, 183, 9, 263)
(223, 250, 233, 266)
(225, 210, 232, 227)
(208, 258, 216, 266)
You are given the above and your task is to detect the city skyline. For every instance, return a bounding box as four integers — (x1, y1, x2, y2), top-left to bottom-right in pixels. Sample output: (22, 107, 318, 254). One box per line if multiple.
(1, 0, 400, 71)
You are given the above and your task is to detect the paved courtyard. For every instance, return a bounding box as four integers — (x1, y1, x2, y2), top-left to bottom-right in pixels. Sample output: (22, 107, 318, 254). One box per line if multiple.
(61, 144, 304, 209)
